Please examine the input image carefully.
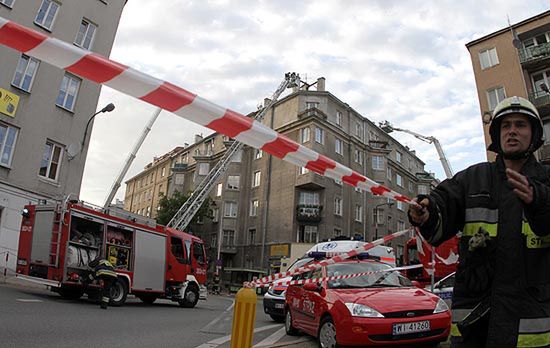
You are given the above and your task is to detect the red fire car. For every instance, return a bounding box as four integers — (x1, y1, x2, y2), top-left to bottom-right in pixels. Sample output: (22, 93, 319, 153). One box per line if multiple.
(285, 258, 450, 347)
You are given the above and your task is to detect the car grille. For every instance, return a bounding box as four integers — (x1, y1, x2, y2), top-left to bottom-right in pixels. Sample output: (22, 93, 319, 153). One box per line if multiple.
(383, 309, 434, 318)
(370, 328, 445, 341)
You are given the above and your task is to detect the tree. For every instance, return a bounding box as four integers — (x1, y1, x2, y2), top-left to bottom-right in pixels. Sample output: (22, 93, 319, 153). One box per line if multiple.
(156, 190, 212, 227)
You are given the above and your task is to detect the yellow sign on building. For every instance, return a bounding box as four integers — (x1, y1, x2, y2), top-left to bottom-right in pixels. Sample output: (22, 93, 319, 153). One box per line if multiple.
(0, 88, 19, 117)
(270, 244, 289, 257)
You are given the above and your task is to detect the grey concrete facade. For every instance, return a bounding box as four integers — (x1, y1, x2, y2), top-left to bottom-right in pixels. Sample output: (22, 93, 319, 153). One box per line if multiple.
(0, 0, 125, 268)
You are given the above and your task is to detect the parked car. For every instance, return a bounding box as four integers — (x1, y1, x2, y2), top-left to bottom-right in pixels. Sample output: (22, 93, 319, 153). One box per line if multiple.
(427, 272, 455, 308)
(285, 259, 451, 347)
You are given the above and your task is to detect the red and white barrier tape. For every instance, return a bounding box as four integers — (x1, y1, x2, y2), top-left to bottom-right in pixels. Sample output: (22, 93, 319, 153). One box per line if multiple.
(252, 228, 413, 286)
(0, 18, 416, 205)
(259, 264, 423, 288)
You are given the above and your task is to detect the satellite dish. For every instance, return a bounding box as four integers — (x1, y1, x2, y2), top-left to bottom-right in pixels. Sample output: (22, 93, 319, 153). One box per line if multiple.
(67, 143, 82, 160)
(512, 38, 522, 49)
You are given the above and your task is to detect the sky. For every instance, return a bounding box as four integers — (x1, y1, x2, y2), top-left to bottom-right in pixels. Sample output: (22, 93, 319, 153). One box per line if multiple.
(80, 0, 549, 206)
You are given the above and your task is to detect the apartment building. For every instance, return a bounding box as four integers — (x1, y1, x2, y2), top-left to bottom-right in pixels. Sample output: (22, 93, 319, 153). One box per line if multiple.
(466, 10, 550, 162)
(124, 78, 435, 288)
(0, 1, 125, 267)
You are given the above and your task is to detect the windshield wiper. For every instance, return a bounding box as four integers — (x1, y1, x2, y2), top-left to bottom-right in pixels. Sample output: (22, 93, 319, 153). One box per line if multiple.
(370, 270, 395, 286)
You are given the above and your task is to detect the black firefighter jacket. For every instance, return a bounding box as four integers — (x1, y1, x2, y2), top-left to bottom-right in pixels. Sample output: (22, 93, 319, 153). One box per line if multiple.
(417, 155, 550, 347)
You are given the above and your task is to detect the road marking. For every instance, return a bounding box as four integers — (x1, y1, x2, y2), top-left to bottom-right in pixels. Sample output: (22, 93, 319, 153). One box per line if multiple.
(254, 326, 287, 347)
(16, 299, 43, 302)
(200, 300, 235, 333)
(194, 324, 281, 348)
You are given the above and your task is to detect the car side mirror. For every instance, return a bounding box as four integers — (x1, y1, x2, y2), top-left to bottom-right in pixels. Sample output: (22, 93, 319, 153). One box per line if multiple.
(303, 282, 322, 293)
(411, 280, 422, 288)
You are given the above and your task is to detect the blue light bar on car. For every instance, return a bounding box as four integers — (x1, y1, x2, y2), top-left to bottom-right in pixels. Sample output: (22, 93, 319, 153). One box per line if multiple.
(307, 251, 381, 261)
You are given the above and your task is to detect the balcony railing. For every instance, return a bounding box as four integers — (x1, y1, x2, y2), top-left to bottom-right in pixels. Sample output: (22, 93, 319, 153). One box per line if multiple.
(171, 163, 188, 172)
(528, 91, 550, 115)
(220, 245, 237, 254)
(519, 42, 550, 65)
(296, 204, 323, 223)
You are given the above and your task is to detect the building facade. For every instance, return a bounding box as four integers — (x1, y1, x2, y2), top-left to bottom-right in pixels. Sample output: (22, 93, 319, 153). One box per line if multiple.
(124, 78, 436, 289)
(466, 10, 550, 162)
(0, 0, 125, 268)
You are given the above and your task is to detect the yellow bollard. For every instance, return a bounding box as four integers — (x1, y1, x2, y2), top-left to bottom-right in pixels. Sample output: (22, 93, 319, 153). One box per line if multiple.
(230, 287, 257, 348)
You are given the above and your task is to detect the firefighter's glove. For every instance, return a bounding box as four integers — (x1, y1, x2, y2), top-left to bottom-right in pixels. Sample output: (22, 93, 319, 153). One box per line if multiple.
(468, 227, 490, 252)
(408, 195, 432, 227)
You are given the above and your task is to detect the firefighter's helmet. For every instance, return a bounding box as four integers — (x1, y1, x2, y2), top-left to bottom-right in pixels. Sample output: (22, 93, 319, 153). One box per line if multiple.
(488, 96, 544, 155)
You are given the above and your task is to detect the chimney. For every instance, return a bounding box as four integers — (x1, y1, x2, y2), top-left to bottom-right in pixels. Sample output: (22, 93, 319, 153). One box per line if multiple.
(195, 134, 203, 143)
(317, 77, 326, 91)
(264, 98, 271, 107)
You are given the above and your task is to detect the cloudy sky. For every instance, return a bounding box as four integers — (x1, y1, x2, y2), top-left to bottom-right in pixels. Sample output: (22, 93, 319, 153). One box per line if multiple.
(80, 0, 549, 206)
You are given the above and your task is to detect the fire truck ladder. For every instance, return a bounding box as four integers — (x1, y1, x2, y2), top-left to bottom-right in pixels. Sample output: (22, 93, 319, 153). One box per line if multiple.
(166, 72, 300, 231)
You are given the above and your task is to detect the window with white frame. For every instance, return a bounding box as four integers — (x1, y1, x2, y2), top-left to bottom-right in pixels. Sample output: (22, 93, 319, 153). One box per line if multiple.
(396, 151, 402, 163)
(335, 110, 342, 126)
(74, 18, 97, 50)
(252, 171, 261, 187)
(0, 0, 15, 8)
(12, 55, 39, 92)
(314, 127, 324, 144)
(250, 199, 259, 216)
(397, 201, 404, 211)
(227, 175, 240, 190)
(298, 225, 318, 243)
(306, 101, 319, 110)
(224, 201, 237, 218)
(161, 167, 166, 177)
(397, 220, 406, 231)
(56, 74, 81, 111)
(387, 167, 392, 180)
(355, 204, 362, 222)
(248, 229, 256, 245)
(418, 185, 429, 195)
(255, 149, 263, 159)
(487, 86, 506, 111)
(222, 229, 235, 245)
(372, 155, 384, 170)
(479, 47, 499, 70)
(39, 140, 63, 181)
(0, 123, 18, 167)
(335, 138, 343, 155)
(35, 0, 60, 31)
(299, 191, 319, 205)
(216, 182, 223, 196)
(212, 207, 219, 222)
(373, 208, 383, 225)
(299, 166, 309, 175)
(334, 197, 342, 216)
(198, 162, 209, 175)
(354, 149, 363, 164)
(355, 121, 362, 138)
(396, 174, 403, 187)
(301, 127, 310, 143)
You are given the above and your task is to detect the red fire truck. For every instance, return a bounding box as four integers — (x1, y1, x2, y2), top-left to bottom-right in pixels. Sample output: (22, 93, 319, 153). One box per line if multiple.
(15, 198, 207, 307)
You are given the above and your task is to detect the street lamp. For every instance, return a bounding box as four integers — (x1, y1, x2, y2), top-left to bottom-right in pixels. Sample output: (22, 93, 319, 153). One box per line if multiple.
(81, 103, 115, 150)
(374, 202, 394, 240)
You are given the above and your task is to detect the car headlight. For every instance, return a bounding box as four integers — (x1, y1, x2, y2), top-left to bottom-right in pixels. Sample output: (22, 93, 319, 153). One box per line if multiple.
(433, 298, 449, 314)
(267, 286, 275, 296)
(345, 303, 384, 318)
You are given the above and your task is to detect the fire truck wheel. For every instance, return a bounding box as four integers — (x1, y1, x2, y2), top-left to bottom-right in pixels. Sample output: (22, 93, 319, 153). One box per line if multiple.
(137, 294, 157, 305)
(109, 278, 128, 307)
(179, 284, 199, 308)
(58, 287, 84, 300)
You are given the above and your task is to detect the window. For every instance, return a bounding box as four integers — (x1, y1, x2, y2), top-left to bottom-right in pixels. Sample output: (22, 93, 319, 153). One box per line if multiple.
(298, 225, 318, 243)
(387, 167, 392, 181)
(373, 208, 383, 225)
(161, 167, 166, 177)
(335, 111, 342, 126)
(397, 220, 406, 231)
(396, 174, 403, 187)
(174, 173, 184, 185)
(301, 127, 310, 143)
(222, 230, 235, 246)
(372, 155, 384, 170)
(0, 0, 15, 8)
(204, 140, 214, 156)
(250, 200, 259, 217)
(487, 86, 506, 111)
(216, 182, 223, 196)
(197, 163, 209, 175)
(314, 127, 324, 144)
(39, 140, 63, 181)
(355, 121, 362, 138)
(255, 149, 263, 159)
(212, 208, 219, 222)
(227, 175, 240, 190)
(418, 185, 429, 195)
(211, 234, 217, 247)
(74, 19, 97, 50)
(150, 173, 154, 183)
(56, 74, 81, 111)
(354, 149, 363, 164)
(224, 201, 237, 218)
(479, 47, 499, 69)
(299, 191, 319, 205)
(396, 151, 402, 163)
(335, 138, 343, 155)
(0, 123, 18, 167)
(299, 167, 309, 175)
(252, 171, 261, 187)
(170, 237, 185, 263)
(12, 55, 39, 92)
(306, 101, 319, 109)
(334, 228, 342, 237)
(231, 149, 242, 162)
(334, 197, 342, 216)
(35, 0, 59, 31)
(355, 205, 362, 222)
(146, 206, 151, 217)
(248, 229, 256, 245)
(409, 181, 414, 192)
(397, 201, 404, 211)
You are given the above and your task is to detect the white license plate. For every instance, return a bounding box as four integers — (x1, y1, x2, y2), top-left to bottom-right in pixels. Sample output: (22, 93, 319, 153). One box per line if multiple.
(392, 320, 430, 335)
(274, 303, 285, 309)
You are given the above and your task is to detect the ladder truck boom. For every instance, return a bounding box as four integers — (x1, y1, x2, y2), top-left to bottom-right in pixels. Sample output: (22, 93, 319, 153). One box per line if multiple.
(166, 72, 300, 230)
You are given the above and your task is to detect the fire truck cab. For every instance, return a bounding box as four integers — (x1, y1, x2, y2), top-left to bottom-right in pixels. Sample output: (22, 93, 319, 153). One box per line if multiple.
(16, 199, 207, 307)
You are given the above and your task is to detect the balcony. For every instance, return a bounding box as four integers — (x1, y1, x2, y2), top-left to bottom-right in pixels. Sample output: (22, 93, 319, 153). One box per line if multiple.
(528, 91, 550, 117)
(220, 245, 237, 254)
(171, 163, 188, 172)
(519, 42, 550, 69)
(297, 107, 328, 121)
(296, 204, 323, 223)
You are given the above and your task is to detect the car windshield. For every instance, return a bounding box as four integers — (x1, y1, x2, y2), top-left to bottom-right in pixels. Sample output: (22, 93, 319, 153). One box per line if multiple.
(326, 262, 412, 289)
(288, 257, 314, 272)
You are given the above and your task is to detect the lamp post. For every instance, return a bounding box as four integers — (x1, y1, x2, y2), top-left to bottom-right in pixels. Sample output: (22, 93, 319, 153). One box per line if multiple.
(374, 202, 394, 240)
(81, 102, 115, 150)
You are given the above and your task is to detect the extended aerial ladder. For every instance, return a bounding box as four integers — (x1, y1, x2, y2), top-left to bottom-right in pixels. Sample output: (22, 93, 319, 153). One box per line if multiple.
(379, 121, 454, 179)
(166, 72, 300, 230)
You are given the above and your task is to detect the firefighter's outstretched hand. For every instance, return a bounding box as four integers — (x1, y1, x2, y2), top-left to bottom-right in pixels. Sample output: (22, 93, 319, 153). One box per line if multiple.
(408, 197, 430, 226)
(506, 168, 533, 204)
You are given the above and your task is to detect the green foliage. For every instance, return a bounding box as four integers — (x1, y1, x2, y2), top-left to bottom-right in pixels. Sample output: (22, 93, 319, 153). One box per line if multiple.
(156, 190, 212, 226)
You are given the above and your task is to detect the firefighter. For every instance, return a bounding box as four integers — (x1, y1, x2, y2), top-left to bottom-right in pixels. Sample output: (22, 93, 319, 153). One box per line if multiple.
(408, 96, 550, 347)
(88, 257, 118, 309)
